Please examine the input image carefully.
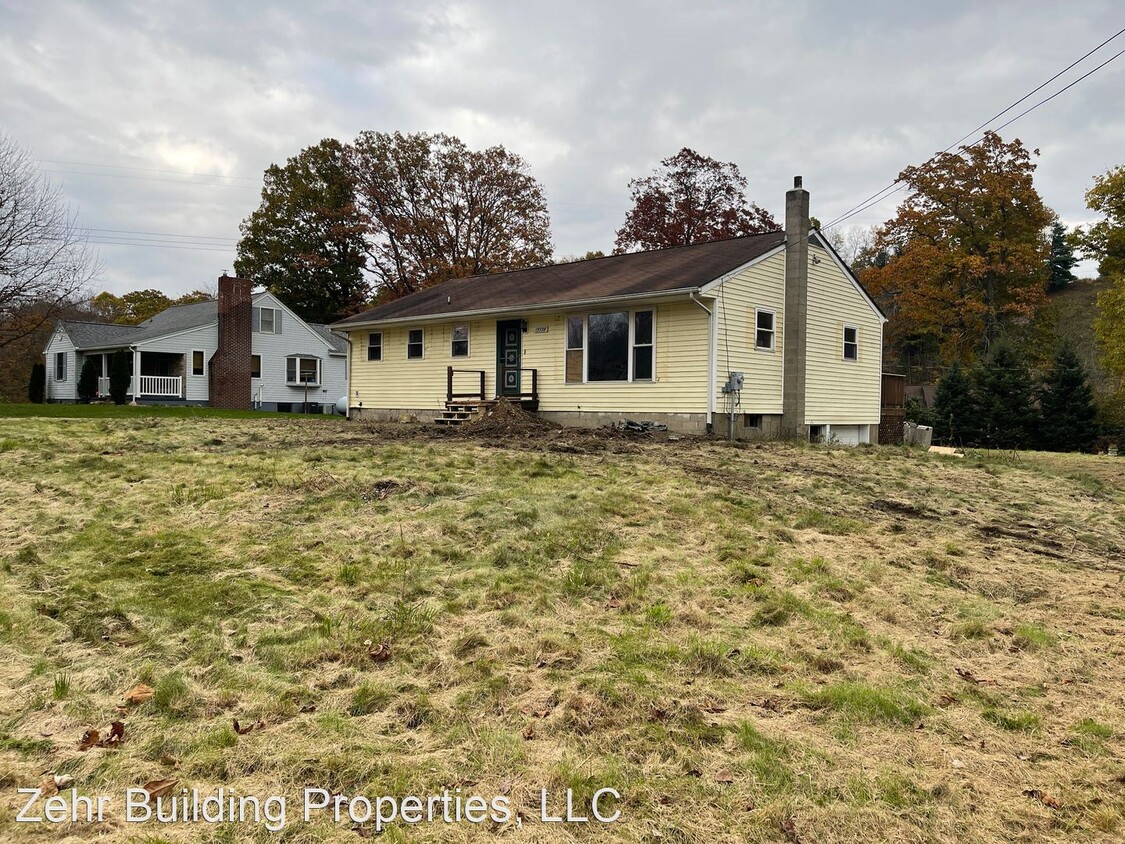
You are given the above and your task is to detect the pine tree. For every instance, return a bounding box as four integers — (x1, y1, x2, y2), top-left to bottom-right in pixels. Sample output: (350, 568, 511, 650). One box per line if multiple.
(931, 360, 977, 445)
(1046, 222, 1078, 292)
(1038, 342, 1098, 452)
(973, 342, 1040, 450)
(109, 351, 131, 405)
(77, 357, 99, 403)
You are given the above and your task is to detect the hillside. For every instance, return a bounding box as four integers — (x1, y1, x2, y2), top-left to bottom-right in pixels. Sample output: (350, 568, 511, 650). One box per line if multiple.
(1046, 276, 1115, 394)
(0, 416, 1122, 842)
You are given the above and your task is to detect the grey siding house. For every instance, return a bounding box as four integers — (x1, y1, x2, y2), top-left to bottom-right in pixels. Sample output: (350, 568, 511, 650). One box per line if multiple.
(44, 276, 347, 413)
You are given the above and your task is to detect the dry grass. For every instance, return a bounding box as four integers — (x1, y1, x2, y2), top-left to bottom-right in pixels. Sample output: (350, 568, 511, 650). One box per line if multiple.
(0, 415, 1122, 842)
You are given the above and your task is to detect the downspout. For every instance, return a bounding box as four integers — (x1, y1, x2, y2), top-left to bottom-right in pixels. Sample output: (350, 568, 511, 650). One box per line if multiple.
(690, 291, 715, 430)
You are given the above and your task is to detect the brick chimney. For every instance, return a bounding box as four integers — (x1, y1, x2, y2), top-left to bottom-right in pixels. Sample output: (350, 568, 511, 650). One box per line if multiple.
(209, 274, 253, 409)
(781, 176, 810, 439)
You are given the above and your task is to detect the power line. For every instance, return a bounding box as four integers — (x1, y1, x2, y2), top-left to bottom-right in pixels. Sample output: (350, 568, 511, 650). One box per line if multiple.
(39, 158, 261, 182)
(43, 168, 260, 190)
(822, 29, 1125, 231)
(78, 226, 238, 242)
(86, 239, 234, 253)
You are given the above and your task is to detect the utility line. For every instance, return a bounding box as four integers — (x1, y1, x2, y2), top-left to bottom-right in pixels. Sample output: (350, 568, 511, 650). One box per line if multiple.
(822, 29, 1125, 231)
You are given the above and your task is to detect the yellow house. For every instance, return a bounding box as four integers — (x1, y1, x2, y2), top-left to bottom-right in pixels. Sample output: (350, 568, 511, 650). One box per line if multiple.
(332, 178, 887, 442)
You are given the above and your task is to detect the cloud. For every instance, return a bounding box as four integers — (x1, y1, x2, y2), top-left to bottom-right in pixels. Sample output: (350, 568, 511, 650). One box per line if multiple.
(0, 0, 1119, 294)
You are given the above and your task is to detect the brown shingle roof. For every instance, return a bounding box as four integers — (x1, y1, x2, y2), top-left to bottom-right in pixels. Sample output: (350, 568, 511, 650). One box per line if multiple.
(333, 231, 786, 327)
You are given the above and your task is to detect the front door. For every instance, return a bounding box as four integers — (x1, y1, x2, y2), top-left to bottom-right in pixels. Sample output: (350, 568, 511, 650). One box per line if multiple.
(496, 319, 522, 397)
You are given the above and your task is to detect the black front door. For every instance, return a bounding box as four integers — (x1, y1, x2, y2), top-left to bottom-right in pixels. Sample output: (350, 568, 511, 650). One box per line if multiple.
(496, 319, 522, 397)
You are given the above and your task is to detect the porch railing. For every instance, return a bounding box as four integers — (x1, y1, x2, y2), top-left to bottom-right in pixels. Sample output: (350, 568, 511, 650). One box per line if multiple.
(138, 375, 182, 397)
(447, 367, 486, 403)
(97, 376, 111, 396)
(513, 368, 539, 402)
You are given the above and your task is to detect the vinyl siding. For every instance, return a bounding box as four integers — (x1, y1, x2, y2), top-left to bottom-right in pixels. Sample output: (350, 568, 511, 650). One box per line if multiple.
(138, 323, 218, 402)
(711, 251, 785, 414)
(248, 293, 347, 408)
(804, 246, 883, 425)
(347, 300, 710, 415)
(44, 328, 77, 401)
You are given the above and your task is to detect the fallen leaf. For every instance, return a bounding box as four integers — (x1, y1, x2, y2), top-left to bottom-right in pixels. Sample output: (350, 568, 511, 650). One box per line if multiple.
(53, 774, 75, 790)
(521, 724, 536, 740)
(299, 704, 317, 713)
(159, 753, 181, 769)
(780, 816, 802, 843)
(144, 778, 178, 799)
(1023, 789, 1061, 809)
(951, 759, 965, 768)
(124, 684, 155, 705)
(368, 641, 392, 663)
(715, 768, 735, 784)
(78, 729, 100, 751)
(37, 775, 57, 797)
(104, 721, 125, 747)
(605, 598, 622, 608)
(687, 768, 702, 778)
(498, 779, 511, 796)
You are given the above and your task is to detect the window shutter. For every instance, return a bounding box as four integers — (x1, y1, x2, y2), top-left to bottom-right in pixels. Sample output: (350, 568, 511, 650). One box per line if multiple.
(275, 310, 282, 334)
(252, 307, 261, 333)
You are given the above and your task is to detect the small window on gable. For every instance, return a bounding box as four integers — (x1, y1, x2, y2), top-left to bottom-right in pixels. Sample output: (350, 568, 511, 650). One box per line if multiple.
(256, 306, 280, 334)
(191, 350, 205, 376)
(407, 329, 424, 359)
(55, 351, 67, 381)
(250, 354, 262, 378)
(451, 324, 469, 357)
(367, 332, 382, 361)
(843, 325, 858, 361)
(755, 310, 775, 350)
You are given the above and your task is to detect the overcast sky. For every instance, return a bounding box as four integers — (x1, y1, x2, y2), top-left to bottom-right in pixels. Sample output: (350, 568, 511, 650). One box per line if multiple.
(2, 0, 1122, 296)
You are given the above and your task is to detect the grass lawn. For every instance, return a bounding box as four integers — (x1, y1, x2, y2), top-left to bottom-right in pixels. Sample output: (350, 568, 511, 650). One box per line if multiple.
(0, 402, 334, 420)
(0, 416, 1122, 842)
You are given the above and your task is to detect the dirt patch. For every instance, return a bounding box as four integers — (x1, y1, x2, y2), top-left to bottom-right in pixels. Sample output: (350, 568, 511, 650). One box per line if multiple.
(870, 498, 937, 519)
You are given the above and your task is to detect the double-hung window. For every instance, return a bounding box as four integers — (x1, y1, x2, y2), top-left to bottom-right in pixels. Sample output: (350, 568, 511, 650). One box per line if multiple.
(451, 324, 469, 357)
(632, 311, 653, 380)
(755, 309, 775, 350)
(843, 325, 859, 361)
(255, 306, 280, 334)
(55, 352, 67, 381)
(191, 350, 205, 376)
(407, 329, 424, 359)
(367, 332, 382, 361)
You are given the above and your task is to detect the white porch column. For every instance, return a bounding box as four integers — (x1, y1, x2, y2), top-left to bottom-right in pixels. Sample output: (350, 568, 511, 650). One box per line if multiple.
(131, 348, 140, 405)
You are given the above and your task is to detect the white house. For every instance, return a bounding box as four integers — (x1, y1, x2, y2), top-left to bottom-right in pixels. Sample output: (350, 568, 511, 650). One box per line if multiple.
(44, 275, 347, 413)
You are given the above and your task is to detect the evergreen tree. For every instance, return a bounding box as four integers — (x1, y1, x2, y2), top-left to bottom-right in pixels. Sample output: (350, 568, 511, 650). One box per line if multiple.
(973, 342, 1040, 450)
(109, 351, 131, 405)
(931, 360, 977, 445)
(1038, 341, 1098, 452)
(77, 357, 99, 403)
(27, 362, 45, 403)
(1046, 222, 1078, 292)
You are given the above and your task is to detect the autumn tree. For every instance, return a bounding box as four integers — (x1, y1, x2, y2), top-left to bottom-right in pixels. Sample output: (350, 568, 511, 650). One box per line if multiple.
(0, 132, 97, 350)
(350, 132, 552, 301)
(1046, 222, 1077, 292)
(236, 139, 368, 323)
(614, 148, 778, 253)
(90, 288, 214, 324)
(861, 132, 1054, 367)
(1076, 166, 1125, 380)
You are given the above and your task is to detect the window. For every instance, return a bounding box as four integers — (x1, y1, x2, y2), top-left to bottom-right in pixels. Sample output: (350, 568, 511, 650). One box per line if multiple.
(451, 324, 469, 357)
(633, 310, 653, 380)
(250, 355, 262, 378)
(565, 316, 584, 383)
(367, 332, 382, 361)
(566, 310, 655, 383)
(191, 350, 205, 376)
(407, 328, 424, 359)
(55, 351, 67, 381)
(286, 356, 320, 385)
(755, 309, 775, 350)
(744, 414, 763, 429)
(587, 311, 629, 381)
(843, 325, 859, 361)
(255, 306, 280, 334)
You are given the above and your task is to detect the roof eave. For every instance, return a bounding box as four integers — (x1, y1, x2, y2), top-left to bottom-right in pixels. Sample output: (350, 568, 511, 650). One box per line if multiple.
(331, 287, 705, 332)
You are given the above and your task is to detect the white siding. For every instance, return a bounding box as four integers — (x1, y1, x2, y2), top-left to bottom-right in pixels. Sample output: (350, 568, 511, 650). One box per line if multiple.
(249, 292, 347, 409)
(138, 323, 218, 402)
(44, 327, 77, 402)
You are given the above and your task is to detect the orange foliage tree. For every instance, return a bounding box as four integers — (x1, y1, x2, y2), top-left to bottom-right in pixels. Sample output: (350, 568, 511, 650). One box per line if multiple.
(860, 132, 1054, 366)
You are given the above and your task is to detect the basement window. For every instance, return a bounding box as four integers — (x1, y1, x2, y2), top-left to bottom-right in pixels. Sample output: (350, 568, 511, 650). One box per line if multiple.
(744, 414, 762, 429)
(191, 350, 205, 376)
(407, 329, 424, 359)
(451, 324, 469, 357)
(843, 325, 858, 361)
(367, 332, 382, 361)
(755, 309, 775, 350)
(250, 355, 262, 378)
(286, 356, 320, 386)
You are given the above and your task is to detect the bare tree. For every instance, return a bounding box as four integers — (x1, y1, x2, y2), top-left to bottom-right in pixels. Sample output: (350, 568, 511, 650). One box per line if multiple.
(0, 132, 98, 349)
